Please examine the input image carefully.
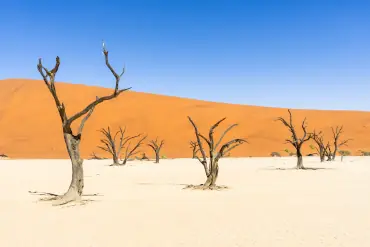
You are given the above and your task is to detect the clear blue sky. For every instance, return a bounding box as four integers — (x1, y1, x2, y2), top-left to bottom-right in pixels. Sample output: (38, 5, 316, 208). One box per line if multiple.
(1, 0, 370, 110)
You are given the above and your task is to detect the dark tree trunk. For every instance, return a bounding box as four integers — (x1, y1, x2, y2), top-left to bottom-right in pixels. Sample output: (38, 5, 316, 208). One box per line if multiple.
(204, 161, 219, 187)
(62, 133, 84, 202)
(332, 147, 337, 161)
(296, 151, 304, 169)
(155, 152, 159, 163)
(320, 154, 325, 162)
(192, 147, 197, 158)
(112, 153, 120, 165)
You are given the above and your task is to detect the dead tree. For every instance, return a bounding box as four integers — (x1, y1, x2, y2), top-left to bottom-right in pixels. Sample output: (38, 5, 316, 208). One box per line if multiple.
(121, 134, 147, 165)
(148, 138, 164, 163)
(89, 152, 106, 160)
(97, 127, 126, 165)
(36, 41, 129, 205)
(276, 109, 312, 169)
(312, 130, 326, 162)
(325, 142, 333, 161)
(190, 141, 199, 158)
(187, 117, 247, 189)
(331, 126, 351, 161)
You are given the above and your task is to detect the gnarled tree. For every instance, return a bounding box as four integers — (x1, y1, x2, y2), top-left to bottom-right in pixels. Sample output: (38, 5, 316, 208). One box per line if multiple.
(331, 126, 351, 161)
(187, 117, 247, 189)
(97, 126, 126, 165)
(121, 134, 147, 165)
(312, 130, 326, 162)
(276, 109, 312, 169)
(190, 141, 199, 158)
(148, 138, 164, 163)
(325, 142, 333, 161)
(36, 42, 129, 205)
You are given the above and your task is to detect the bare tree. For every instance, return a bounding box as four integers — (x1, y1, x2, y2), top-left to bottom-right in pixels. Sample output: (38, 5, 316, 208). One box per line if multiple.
(187, 117, 247, 189)
(325, 142, 333, 161)
(276, 109, 312, 169)
(312, 130, 326, 162)
(97, 126, 125, 165)
(89, 152, 106, 160)
(36, 42, 129, 205)
(148, 138, 164, 163)
(121, 134, 147, 165)
(190, 141, 199, 158)
(331, 126, 352, 161)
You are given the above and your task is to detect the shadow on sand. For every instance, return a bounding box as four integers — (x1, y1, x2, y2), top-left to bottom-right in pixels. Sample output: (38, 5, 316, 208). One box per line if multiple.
(28, 190, 103, 207)
(259, 167, 335, 171)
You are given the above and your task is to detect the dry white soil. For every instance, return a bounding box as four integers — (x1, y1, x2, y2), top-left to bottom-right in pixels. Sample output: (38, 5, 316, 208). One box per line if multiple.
(1, 157, 369, 247)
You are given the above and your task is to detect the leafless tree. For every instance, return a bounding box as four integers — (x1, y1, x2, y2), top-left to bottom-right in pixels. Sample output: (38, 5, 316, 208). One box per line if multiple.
(121, 134, 147, 165)
(148, 138, 164, 163)
(276, 109, 312, 169)
(97, 126, 126, 165)
(36, 41, 129, 205)
(190, 141, 199, 158)
(331, 126, 352, 161)
(187, 117, 247, 189)
(312, 130, 326, 162)
(325, 142, 333, 161)
(89, 152, 106, 160)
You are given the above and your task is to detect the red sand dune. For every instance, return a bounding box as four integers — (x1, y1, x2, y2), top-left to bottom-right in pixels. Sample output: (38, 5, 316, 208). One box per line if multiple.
(0, 78, 369, 159)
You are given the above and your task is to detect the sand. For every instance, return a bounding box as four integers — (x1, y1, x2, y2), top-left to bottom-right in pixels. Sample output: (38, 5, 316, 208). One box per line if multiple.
(1, 78, 370, 159)
(1, 157, 370, 247)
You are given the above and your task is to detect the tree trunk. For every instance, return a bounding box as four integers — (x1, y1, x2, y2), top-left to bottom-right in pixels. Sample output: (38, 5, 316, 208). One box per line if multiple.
(320, 153, 325, 162)
(155, 151, 159, 163)
(332, 147, 337, 161)
(192, 148, 197, 159)
(296, 152, 304, 169)
(341, 155, 344, 162)
(62, 133, 84, 202)
(204, 161, 219, 187)
(112, 153, 120, 165)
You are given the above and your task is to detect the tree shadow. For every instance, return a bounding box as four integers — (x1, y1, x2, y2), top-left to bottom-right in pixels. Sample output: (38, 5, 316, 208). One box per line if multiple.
(260, 167, 335, 171)
(136, 182, 188, 187)
(28, 190, 103, 206)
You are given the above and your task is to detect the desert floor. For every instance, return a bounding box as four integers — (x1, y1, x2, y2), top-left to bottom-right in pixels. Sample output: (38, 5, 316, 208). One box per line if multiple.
(1, 157, 370, 247)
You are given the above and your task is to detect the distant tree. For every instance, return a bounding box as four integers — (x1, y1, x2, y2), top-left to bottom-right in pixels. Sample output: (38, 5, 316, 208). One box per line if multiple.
(331, 126, 352, 161)
(276, 109, 312, 169)
(148, 137, 164, 163)
(190, 141, 199, 159)
(121, 135, 147, 165)
(270, 152, 281, 157)
(312, 130, 326, 162)
(36, 41, 129, 205)
(338, 150, 351, 162)
(88, 152, 107, 160)
(97, 126, 126, 165)
(187, 117, 247, 189)
(325, 142, 333, 161)
(359, 150, 370, 156)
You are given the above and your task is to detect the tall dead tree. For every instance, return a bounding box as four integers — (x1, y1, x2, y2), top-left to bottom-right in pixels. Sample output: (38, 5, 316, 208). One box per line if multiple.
(187, 117, 247, 189)
(190, 141, 199, 158)
(37, 42, 129, 205)
(121, 134, 147, 165)
(325, 142, 333, 161)
(97, 126, 136, 165)
(331, 126, 351, 161)
(148, 138, 164, 163)
(312, 130, 326, 162)
(276, 109, 312, 169)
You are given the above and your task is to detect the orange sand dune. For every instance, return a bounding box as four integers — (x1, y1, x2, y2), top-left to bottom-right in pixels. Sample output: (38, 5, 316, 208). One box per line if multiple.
(0, 78, 369, 159)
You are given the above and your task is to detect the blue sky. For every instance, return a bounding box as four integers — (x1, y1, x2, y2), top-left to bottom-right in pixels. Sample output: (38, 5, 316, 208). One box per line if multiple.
(1, 0, 370, 110)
